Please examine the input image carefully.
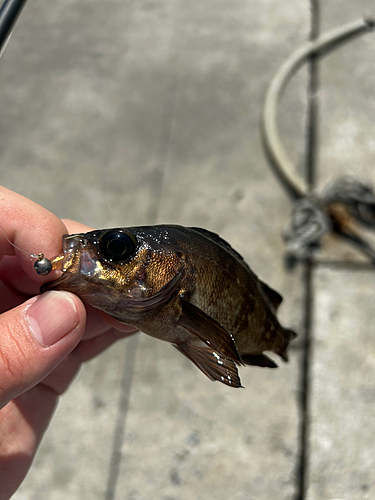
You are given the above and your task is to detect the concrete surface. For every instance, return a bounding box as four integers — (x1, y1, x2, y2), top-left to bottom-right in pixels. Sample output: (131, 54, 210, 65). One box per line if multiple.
(309, 269, 375, 500)
(0, 0, 374, 499)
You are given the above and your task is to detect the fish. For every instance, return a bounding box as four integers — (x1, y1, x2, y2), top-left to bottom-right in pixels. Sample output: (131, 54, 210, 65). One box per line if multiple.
(42, 225, 296, 388)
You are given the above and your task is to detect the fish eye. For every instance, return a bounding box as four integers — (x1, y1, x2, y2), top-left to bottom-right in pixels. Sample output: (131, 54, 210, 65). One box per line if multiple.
(98, 229, 137, 263)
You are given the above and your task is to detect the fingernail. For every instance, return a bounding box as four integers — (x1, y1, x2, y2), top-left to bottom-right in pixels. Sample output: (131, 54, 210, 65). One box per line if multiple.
(26, 291, 79, 347)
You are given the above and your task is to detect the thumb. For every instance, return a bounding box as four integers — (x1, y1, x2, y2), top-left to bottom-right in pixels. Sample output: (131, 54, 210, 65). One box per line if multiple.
(0, 291, 86, 408)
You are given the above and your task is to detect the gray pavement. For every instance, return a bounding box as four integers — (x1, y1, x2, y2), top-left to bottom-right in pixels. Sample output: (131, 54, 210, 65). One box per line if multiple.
(0, 1, 374, 499)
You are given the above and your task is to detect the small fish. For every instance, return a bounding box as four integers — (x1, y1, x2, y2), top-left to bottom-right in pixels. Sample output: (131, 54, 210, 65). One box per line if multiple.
(42, 225, 296, 387)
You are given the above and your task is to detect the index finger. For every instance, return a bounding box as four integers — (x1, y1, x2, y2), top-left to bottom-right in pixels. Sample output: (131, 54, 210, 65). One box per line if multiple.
(0, 186, 67, 288)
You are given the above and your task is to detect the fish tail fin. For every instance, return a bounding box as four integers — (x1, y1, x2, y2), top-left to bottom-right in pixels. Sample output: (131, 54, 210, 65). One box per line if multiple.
(275, 327, 297, 362)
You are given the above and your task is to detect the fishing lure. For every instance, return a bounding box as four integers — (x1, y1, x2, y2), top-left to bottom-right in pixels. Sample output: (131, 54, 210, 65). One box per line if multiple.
(0, 224, 53, 275)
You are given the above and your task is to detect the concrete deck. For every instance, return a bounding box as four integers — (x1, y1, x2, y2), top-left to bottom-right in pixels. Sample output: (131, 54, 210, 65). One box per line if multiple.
(1, 1, 374, 499)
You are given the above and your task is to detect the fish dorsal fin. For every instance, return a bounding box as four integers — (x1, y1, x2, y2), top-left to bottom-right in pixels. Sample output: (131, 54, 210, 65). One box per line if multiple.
(259, 280, 283, 311)
(189, 227, 249, 268)
(178, 296, 242, 363)
(174, 342, 243, 388)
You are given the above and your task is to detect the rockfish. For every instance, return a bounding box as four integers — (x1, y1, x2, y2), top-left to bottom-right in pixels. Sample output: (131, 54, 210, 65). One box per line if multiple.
(42, 225, 296, 387)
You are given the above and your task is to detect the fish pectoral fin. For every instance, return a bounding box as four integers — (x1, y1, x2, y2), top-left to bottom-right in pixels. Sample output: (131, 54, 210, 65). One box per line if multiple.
(174, 342, 243, 388)
(178, 296, 242, 364)
(241, 353, 278, 368)
(119, 269, 184, 317)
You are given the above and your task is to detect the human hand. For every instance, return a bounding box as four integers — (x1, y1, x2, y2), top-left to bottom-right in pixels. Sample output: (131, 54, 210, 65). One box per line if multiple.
(0, 187, 137, 499)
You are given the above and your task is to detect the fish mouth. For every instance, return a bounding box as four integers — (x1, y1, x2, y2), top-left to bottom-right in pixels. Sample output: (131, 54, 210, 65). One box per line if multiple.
(41, 234, 88, 293)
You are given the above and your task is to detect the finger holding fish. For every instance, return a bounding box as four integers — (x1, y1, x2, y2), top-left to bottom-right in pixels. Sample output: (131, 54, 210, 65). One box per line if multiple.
(0, 186, 68, 292)
(0, 198, 137, 340)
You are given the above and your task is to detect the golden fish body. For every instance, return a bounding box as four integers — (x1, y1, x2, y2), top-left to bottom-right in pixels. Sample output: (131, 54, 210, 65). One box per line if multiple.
(43, 225, 296, 387)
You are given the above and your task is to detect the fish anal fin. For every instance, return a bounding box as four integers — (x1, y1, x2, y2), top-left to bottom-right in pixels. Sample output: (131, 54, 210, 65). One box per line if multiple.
(178, 296, 242, 364)
(241, 353, 278, 368)
(174, 342, 243, 388)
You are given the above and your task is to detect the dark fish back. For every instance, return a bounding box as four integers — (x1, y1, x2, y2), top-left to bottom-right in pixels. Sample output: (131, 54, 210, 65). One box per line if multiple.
(189, 227, 251, 269)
